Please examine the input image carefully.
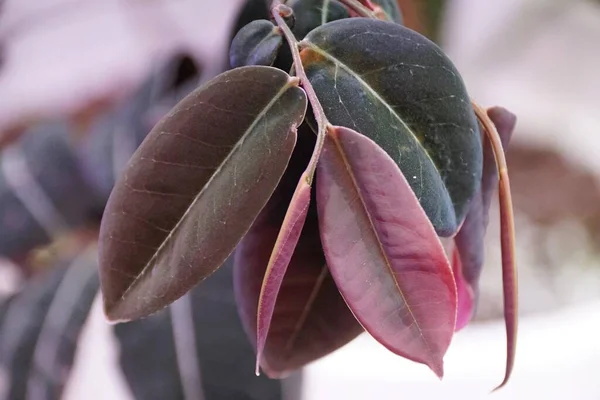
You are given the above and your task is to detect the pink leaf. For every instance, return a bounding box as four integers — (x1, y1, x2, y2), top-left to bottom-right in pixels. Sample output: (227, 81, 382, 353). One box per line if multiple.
(316, 125, 457, 378)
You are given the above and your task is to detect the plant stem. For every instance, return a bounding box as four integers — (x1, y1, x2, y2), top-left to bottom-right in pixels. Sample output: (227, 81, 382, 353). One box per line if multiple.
(336, 0, 378, 18)
(272, 3, 330, 184)
(471, 101, 518, 392)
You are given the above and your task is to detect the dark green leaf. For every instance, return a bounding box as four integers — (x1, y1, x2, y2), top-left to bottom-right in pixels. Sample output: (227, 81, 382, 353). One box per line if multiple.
(288, 0, 350, 39)
(301, 18, 482, 236)
(99, 66, 307, 322)
(230, 20, 283, 68)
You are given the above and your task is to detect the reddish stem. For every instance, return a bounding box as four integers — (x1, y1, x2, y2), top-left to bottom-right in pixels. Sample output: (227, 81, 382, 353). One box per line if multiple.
(472, 101, 518, 391)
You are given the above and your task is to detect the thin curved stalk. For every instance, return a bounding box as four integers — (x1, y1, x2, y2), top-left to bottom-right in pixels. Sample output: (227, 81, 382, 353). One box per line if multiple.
(472, 100, 518, 391)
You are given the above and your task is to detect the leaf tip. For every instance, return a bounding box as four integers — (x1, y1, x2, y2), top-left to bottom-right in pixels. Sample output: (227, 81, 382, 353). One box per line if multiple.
(426, 357, 445, 380)
(255, 359, 261, 377)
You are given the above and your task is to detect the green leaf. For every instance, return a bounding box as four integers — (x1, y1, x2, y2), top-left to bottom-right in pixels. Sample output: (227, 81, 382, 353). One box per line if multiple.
(98, 66, 307, 322)
(301, 18, 482, 236)
(230, 20, 283, 68)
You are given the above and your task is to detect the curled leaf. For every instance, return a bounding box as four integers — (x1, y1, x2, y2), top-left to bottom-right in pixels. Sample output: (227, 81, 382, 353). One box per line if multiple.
(230, 20, 283, 68)
(317, 126, 456, 378)
(301, 18, 482, 236)
(98, 66, 307, 322)
(453, 106, 516, 329)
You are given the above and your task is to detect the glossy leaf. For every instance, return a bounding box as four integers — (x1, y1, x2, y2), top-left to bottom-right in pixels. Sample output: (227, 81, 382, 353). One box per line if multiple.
(317, 126, 456, 378)
(234, 128, 362, 377)
(98, 66, 307, 322)
(453, 106, 516, 329)
(301, 18, 482, 237)
(230, 20, 283, 68)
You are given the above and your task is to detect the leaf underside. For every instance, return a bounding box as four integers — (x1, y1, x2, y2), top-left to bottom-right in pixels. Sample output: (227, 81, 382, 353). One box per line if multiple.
(234, 128, 362, 377)
(301, 18, 482, 236)
(317, 126, 456, 378)
(98, 66, 307, 322)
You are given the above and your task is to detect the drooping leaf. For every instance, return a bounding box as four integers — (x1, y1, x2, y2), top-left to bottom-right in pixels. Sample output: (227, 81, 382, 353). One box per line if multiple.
(255, 176, 311, 375)
(316, 126, 456, 378)
(301, 18, 482, 237)
(230, 20, 283, 68)
(372, 0, 403, 23)
(98, 66, 307, 322)
(234, 127, 362, 377)
(453, 106, 516, 329)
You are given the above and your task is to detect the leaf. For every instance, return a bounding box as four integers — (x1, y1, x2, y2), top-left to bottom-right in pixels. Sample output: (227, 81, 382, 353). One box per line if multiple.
(372, 0, 403, 23)
(316, 125, 456, 378)
(234, 127, 362, 377)
(301, 18, 482, 237)
(230, 20, 283, 68)
(453, 106, 516, 329)
(288, 0, 350, 39)
(98, 66, 307, 322)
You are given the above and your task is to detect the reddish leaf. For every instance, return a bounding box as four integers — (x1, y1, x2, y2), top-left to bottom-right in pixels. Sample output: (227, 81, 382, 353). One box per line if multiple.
(255, 174, 311, 375)
(453, 106, 516, 329)
(316, 125, 456, 378)
(451, 246, 474, 331)
(234, 129, 362, 378)
(470, 103, 518, 390)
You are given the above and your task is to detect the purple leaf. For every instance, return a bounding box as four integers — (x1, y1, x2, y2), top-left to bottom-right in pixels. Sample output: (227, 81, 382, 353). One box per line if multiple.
(316, 125, 456, 378)
(98, 66, 307, 322)
(453, 106, 516, 328)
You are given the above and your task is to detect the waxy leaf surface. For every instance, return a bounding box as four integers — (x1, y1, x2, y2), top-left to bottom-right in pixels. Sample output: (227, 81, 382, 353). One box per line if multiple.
(99, 66, 307, 322)
(317, 126, 456, 377)
(302, 18, 482, 236)
(234, 129, 362, 377)
(230, 20, 283, 68)
(454, 106, 516, 329)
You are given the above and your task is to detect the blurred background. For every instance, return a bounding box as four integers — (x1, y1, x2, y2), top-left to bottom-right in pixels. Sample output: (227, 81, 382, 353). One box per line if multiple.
(0, 0, 599, 399)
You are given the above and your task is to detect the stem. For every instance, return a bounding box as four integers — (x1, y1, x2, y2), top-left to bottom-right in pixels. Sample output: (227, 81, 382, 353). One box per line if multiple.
(336, 0, 378, 18)
(471, 101, 518, 392)
(272, 4, 330, 184)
